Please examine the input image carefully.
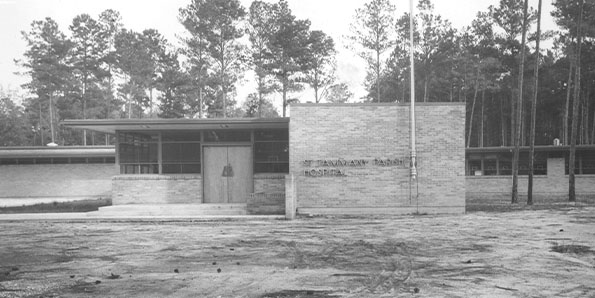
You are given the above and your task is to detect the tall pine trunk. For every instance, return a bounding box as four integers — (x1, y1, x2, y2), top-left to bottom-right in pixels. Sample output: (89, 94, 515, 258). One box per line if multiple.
(501, 95, 506, 146)
(512, 0, 529, 204)
(376, 49, 381, 103)
(480, 89, 485, 147)
(466, 68, 480, 148)
(528, 0, 542, 206)
(564, 59, 573, 145)
(569, 0, 584, 202)
(282, 77, 288, 117)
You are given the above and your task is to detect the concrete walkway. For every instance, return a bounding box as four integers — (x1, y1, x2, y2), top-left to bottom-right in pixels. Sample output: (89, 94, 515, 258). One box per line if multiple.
(0, 197, 96, 207)
(0, 212, 286, 221)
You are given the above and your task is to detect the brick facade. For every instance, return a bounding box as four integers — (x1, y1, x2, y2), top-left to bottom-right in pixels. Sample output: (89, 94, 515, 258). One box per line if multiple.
(248, 173, 286, 214)
(112, 175, 202, 204)
(253, 173, 285, 194)
(289, 103, 466, 214)
(0, 164, 116, 198)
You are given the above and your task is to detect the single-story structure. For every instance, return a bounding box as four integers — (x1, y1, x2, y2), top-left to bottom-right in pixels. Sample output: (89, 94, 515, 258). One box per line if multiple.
(466, 145, 595, 205)
(2, 103, 592, 216)
(0, 146, 115, 201)
(61, 103, 466, 217)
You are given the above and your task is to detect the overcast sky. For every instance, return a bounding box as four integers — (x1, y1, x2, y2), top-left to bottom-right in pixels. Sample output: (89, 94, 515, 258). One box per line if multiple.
(0, 0, 558, 103)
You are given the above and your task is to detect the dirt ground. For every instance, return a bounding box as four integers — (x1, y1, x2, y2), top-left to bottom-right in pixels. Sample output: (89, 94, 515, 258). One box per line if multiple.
(1, 208, 595, 298)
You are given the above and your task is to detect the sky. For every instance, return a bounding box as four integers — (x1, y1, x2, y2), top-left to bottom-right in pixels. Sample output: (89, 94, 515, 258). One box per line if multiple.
(0, 0, 559, 104)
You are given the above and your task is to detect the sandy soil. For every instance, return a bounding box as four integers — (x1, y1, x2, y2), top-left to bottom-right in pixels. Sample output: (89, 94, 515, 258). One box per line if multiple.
(1, 208, 594, 298)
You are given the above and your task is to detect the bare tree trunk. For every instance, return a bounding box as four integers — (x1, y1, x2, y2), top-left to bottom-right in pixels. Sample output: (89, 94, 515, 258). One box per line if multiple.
(49, 92, 55, 144)
(83, 76, 87, 146)
(282, 79, 287, 117)
(480, 89, 485, 147)
(591, 87, 595, 144)
(221, 66, 227, 118)
(258, 76, 263, 117)
(581, 93, 586, 144)
(501, 95, 506, 146)
(314, 71, 320, 103)
(512, 0, 529, 204)
(424, 78, 429, 103)
(584, 87, 590, 143)
(198, 88, 203, 118)
(377, 49, 381, 103)
(570, 0, 584, 202)
(467, 69, 480, 148)
(564, 58, 573, 145)
(511, 82, 516, 146)
(149, 88, 153, 117)
(528, 0, 542, 206)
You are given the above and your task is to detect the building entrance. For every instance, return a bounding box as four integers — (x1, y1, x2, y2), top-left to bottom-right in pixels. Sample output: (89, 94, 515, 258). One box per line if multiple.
(203, 146, 252, 203)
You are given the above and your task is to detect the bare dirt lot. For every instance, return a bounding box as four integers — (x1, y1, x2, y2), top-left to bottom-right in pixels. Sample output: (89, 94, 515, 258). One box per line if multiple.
(1, 208, 595, 298)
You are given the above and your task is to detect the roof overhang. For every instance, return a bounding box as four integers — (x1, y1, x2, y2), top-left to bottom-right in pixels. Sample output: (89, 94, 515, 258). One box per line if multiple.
(0, 146, 115, 158)
(62, 118, 290, 134)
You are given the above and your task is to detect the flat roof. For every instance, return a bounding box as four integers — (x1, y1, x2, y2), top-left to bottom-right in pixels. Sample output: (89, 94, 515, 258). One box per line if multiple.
(62, 118, 290, 134)
(0, 146, 115, 158)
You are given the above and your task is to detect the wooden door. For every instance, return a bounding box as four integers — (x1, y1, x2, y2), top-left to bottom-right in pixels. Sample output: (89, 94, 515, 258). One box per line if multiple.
(203, 146, 252, 203)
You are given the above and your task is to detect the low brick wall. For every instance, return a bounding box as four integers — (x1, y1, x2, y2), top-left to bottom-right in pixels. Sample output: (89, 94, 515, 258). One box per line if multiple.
(250, 174, 286, 215)
(466, 157, 595, 204)
(247, 193, 285, 215)
(0, 164, 116, 199)
(112, 175, 202, 204)
(289, 103, 466, 215)
(466, 175, 595, 204)
(254, 174, 285, 194)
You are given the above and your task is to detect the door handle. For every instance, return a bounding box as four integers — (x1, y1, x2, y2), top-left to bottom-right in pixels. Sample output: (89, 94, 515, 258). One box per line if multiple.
(222, 163, 234, 177)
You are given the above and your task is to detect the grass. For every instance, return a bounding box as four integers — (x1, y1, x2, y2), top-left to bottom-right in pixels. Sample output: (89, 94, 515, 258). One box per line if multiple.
(0, 198, 111, 214)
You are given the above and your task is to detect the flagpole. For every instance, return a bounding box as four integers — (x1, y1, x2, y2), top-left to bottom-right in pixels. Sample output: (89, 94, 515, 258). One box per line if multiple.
(409, 0, 417, 180)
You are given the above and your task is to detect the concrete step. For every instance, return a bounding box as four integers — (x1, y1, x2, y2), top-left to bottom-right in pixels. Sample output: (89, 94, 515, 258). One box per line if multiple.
(87, 204, 248, 217)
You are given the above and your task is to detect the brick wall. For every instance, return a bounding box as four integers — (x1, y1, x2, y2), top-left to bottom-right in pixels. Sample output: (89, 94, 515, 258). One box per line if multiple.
(248, 174, 286, 214)
(0, 164, 116, 198)
(289, 103, 466, 214)
(112, 175, 202, 204)
(254, 173, 286, 194)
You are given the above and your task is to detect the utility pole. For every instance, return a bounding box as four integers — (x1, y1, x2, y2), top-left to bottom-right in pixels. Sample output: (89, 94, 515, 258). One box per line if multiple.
(409, 0, 417, 182)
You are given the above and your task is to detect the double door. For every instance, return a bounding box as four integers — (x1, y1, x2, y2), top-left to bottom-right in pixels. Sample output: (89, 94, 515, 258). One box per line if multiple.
(203, 146, 252, 203)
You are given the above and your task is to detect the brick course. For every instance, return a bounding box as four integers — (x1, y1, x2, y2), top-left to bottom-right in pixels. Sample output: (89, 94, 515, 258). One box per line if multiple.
(0, 164, 116, 199)
(112, 175, 202, 204)
(289, 103, 466, 214)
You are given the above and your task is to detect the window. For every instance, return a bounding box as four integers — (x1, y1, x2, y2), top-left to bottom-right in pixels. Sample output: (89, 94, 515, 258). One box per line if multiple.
(204, 130, 250, 142)
(254, 129, 289, 173)
(161, 132, 201, 174)
(582, 151, 595, 174)
(483, 159, 498, 176)
(0, 157, 115, 165)
(466, 151, 547, 176)
(118, 132, 159, 174)
(0, 159, 18, 165)
(467, 160, 482, 176)
(565, 151, 595, 175)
